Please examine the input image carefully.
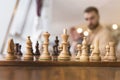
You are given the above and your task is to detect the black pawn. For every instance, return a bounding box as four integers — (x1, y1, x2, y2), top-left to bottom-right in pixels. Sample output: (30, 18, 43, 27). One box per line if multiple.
(68, 42, 71, 56)
(34, 41, 40, 55)
(14, 43, 19, 55)
(18, 45, 23, 55)
(53, 36, 59, 56)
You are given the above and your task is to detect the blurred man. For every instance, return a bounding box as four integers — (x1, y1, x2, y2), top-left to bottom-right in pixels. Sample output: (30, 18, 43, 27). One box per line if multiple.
(70, 6, 114, 56)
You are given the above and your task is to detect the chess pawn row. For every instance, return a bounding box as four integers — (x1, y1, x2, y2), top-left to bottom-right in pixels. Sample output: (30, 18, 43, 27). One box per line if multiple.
(103, 42, 117, 61)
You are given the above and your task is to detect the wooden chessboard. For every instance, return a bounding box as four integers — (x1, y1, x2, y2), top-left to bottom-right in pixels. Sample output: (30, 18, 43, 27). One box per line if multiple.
(0, 55, 120, 80)
(0, 60, 120, 67)
(0, 55, 120, 67)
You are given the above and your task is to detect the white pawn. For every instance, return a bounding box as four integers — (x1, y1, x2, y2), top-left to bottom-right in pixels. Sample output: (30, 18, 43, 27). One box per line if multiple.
(89, 40, 101, 62)
(23, 36, 33, 60)
(5, 38, 16, 60)
(75, 44, 82, 59)
(103, 44, 110, 61)
(80, 37, 89, 62)
(58, 29, 70, 60)
(90, 45, 94, 53)
(107, 42, 117, 61)
(39, 32, 51, 60)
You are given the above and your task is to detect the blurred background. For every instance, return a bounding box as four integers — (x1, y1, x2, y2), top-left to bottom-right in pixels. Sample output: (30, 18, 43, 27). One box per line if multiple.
(0, 0, 120, 55)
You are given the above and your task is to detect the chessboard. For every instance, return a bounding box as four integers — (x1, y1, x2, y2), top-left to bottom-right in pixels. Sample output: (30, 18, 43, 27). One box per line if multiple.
(0, 55, 119, 67)
(2, 29, 120, 67)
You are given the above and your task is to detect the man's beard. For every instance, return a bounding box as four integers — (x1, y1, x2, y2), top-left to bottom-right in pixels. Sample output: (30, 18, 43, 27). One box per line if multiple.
(88, 22, 99, 30)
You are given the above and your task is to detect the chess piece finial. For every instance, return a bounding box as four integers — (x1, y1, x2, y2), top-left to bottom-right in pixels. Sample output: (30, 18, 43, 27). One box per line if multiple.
(23, 36, 33, 60)
(5, 38, 16, 60)
(103, 44, 110, 61)
(89, 40, 101, 62)
(75, 44, 82, 59)
(80, 37, 89, 62)
(39, 32, 51, 60)
(58, 29, 70, 60)
(107, 42, 117, 61)
(34, 41, 40, 56)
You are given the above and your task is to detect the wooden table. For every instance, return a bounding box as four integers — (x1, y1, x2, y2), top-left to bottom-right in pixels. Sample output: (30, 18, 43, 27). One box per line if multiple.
(0, 56, 120, 80)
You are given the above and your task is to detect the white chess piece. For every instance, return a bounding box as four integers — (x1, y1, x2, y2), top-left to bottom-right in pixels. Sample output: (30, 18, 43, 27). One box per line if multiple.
(80, 37, 89, 62)
(5, 38, 16, 60)
(39, 32, 51, 60)
(107, 42, 117, 61)
(90, 45, 94, 54)
(89, 40, 101, 62)
(102, 44, 110, 61)
(23, 36, 33, 60)
(75, 44, 82, 59)
(58, 29, 70, 60)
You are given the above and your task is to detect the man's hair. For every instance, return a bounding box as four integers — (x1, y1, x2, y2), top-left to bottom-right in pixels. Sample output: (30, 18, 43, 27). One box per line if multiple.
(84, 6, 99, 15)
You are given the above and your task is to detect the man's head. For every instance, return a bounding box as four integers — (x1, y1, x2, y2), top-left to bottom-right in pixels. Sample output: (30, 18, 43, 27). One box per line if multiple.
(84, 6, 100, 30)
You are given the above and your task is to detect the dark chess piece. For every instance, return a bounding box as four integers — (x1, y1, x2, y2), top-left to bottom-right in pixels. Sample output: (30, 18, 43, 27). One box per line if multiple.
(34, 41, 40, 55)
(53, 36, 59, 56)
(18, 45, 23, 55)
(68, 42, 71, 56)
(14, 43, 19, 55)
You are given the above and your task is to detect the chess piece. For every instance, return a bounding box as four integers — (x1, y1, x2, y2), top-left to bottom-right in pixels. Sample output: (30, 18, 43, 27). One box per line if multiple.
(107, 42, 117, 61)
(68, 42, 71, 56)
(90, 44, 94, 54)
(52, 36, 59, 56)
(80, 37, 89, 62)
(39, 32, 51, 60)
(5, 38, 16, 60)
(89, 40, 101, 62)
(14, 43, 19, 55)
(75, 44, 82, 59)
(58, 29, 70, 60)
(23, 36, 33, 60)
(34, 41, 40, 55)
(58, 44, 63, 53)
(103, 44, 110, 61)
(18, 44, 23, 55)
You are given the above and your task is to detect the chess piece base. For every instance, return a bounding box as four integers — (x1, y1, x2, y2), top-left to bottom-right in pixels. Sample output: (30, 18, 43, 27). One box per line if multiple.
(23, 54, 33, 60)
(102, 56, 109, 62)
(89, 56, 101, 62)
(39, 54, 51, 61)
(58, 57, 70, 61)
(80, 56, 89, 62)
(107, 56, 117, 62)
(5, 54, 16, 60)
(58, 53, 70, 61)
